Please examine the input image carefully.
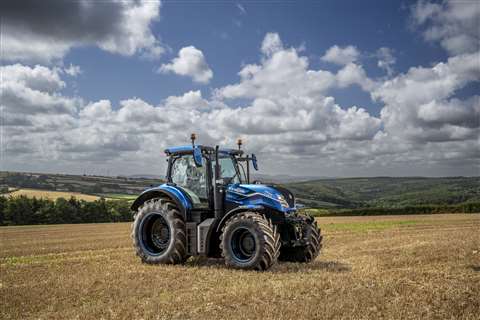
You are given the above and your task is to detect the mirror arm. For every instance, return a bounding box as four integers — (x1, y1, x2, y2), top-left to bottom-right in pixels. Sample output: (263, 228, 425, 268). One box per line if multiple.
(246, 156, 250, 183)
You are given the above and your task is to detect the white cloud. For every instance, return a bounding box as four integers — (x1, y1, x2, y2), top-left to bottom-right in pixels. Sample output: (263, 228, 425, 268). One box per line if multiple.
(79, 100, 113, 120)
(159, 46, 213, 84)
(236, 3, 247, 15)
(411, 0, 480, 55)
(373, 52, 480, 143)
(1, 0, 164, 63)
(261, 33, 284, 56)
(2, 28, 479, 176)
(63, 64, 82, 77)
(336, 63, 377, 92)
(0, 64, 79, 116)
(217, 34, 376, 101)
(376, 47, 396, 76)
(163, 90, 211, 111)
(321, 45, 360, 65)
(417, 97, 479, 128)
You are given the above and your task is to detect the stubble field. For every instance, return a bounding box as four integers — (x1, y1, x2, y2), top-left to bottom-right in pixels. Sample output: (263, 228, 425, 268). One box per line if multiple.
(1, 214, 479, 319)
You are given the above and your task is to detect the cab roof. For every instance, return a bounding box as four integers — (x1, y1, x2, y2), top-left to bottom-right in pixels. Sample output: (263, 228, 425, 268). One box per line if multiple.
(164, 145, 243, 156)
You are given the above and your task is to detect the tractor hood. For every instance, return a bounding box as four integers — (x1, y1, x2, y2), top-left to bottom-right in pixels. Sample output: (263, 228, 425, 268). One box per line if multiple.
(226, 184, 296, 213)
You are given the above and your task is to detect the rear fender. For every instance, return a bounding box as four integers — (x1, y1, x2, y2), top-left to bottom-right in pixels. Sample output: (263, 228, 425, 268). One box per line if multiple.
(130, 184, 192, 219)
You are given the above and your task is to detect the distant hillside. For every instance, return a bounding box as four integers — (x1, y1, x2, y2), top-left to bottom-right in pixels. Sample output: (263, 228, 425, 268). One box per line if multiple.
(0, 171, 164, 196)
(284, 177, 480, 208)
(252, 173, 330, 184)
(1, 172, 478, 210)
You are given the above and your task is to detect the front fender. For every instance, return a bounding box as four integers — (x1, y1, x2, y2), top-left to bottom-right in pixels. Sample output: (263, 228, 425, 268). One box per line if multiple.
(215, 205, 265, 233)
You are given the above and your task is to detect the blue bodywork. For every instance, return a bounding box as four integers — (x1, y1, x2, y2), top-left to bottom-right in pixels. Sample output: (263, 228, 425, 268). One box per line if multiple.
(134, 183, 295, 214)
(226, 184, 296, 214)
(132, 184, 192, 212)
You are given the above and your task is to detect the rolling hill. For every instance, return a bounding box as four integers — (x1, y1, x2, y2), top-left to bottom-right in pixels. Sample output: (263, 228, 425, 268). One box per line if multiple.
(284, 177, 480, 208)
(1, 171, 478, 209)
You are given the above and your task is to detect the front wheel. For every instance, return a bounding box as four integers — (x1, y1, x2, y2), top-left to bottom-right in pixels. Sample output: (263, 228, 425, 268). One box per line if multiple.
(279, 220, 323, 263)
(220, 212, 280, 271)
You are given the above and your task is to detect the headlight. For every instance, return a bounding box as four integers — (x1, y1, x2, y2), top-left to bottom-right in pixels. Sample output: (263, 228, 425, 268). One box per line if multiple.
(277, 195, 289, 208)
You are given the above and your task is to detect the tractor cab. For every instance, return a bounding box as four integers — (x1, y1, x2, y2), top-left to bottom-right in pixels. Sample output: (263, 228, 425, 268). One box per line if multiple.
(164, 144, 247, 210)
(131, 134, 323, 271)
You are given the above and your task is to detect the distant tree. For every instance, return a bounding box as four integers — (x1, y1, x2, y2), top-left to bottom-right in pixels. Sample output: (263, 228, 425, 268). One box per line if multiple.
(0, 196, 7, 225)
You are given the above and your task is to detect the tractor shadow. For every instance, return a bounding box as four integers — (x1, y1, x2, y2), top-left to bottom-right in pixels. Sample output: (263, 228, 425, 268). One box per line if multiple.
(272, 260, 351, 274)
(186, 256, 225, 268)
(185, 257, 351, 273)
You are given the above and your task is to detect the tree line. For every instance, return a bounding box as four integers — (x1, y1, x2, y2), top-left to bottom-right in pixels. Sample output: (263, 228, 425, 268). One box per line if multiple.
(0, 196, 133, 226)
(0, 195, 478, 226)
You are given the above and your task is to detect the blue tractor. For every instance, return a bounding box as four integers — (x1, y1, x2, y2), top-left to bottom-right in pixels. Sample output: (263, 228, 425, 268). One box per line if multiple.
(131, 135, 323, 270)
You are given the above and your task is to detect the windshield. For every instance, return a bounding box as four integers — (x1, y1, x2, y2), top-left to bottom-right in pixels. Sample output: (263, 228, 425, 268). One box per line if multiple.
(212, 155, 243, 184)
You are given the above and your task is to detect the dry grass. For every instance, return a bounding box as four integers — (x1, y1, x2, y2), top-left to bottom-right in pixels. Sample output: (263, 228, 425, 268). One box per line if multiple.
(7, 188, 100, 201)
(1, 214, 479, 319)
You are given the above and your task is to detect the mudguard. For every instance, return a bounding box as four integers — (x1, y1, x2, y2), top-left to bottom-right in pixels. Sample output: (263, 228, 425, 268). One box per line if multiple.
(130, 184, 192, 219)
(215, 204, 265, 233)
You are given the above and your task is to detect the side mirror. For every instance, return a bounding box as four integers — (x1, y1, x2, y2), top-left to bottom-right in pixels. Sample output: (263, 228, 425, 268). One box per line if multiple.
(251, 154, 258, 171)
(193, 146, 203, 167)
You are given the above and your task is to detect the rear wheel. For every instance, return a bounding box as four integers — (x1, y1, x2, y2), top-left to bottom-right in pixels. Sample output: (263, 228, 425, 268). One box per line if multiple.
(279, 221, 323, 263)
(220, 212, 280, 271)
(131, 198, 188, 264)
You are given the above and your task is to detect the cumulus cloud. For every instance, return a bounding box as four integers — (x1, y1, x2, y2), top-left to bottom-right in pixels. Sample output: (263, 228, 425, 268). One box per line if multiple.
(217, 33, 376, 101)
(373, 52, 480, 143)
(0, 64, 79, 116)
(321, 45, 360, 65)
(410, 0, 480, 55)
(0, 0, 164, 62)
(337, 63, 377, 92)
(2, 25, 479, 176)
(159, 46, 213, 83)
(1, 36, 383, 175)
(376, 47, 396, 76)
(63, 64, 82, 77)
(261, 33, 284, 56)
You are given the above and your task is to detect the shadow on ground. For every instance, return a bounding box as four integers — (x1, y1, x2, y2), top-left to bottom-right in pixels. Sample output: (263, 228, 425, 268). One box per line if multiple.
(184, 257, 351, 273)
(273, 260, 351, 273)
(469, 265, 480, 272)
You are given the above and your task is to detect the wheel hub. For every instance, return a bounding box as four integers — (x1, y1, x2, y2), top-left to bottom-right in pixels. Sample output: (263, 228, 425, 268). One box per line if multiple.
(241, 233, 255, 253)
(151, 219, 170, 249)
(231, 227, 256, 262)
(141, 214, 170, 255)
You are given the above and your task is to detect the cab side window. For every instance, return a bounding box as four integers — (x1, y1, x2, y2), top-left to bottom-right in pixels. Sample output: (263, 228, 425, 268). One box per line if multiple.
(171, 155, 208, 205)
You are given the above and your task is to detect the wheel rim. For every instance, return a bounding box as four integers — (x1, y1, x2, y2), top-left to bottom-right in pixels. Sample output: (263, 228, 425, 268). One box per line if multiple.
(230, 227, 256, 262)
(140, 214, 170, 255)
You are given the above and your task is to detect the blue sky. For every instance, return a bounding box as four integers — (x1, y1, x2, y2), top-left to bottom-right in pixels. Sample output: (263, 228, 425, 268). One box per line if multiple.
(64, 1, 448, 114)
(1, 0, 479, 177)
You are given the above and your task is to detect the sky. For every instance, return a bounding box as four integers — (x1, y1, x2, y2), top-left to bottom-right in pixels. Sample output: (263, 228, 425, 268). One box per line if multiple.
(0, 0, 479, 177)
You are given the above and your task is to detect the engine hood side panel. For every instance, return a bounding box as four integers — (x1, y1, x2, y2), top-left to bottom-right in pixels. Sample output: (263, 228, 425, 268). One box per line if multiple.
(225, 184, 294, 213)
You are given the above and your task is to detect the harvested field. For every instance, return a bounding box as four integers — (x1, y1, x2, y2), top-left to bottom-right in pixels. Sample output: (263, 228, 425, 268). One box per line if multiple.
(1, 214, 479, 319)
(7, 188, 100, 202)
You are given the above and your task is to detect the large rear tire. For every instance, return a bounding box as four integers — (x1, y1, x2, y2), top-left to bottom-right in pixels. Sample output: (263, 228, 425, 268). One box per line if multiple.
(131, 198, 188, 264)
(220, 212, 280, 271)
(279, 220, 323, 263)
